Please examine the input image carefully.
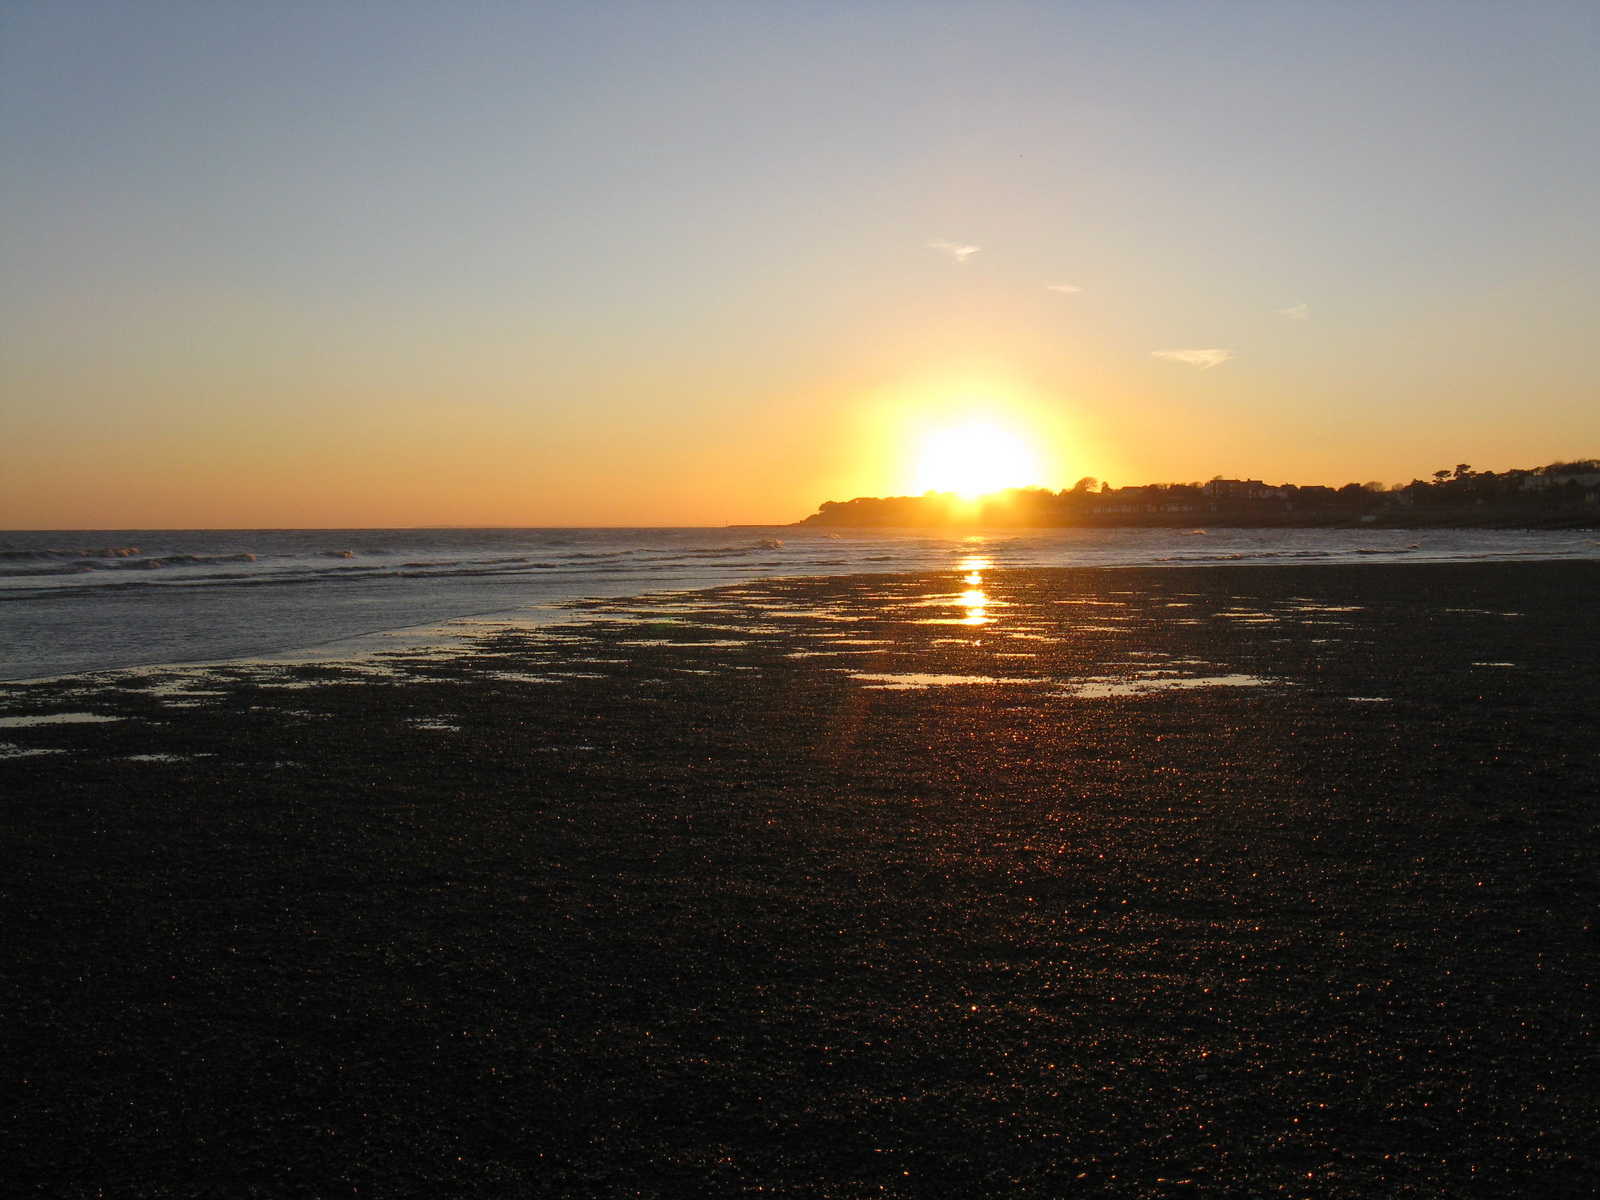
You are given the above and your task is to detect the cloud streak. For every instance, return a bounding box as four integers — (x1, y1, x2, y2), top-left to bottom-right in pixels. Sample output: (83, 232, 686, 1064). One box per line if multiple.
(928, 240, 979, 262)
(1152, 348, 1233, 369)
(1277, 303, 1308, 320)
(1045, 283, 1081, 294)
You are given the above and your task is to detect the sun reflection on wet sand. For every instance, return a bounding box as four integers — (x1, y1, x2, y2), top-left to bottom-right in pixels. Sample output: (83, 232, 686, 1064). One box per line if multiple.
(952, 555, 995, 625)
(850, 672, 1047, 690)
(958, 588, 989, 625)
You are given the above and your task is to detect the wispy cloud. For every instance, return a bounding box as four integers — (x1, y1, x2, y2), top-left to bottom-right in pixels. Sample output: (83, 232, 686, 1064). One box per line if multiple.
(1152, 348, 1233, 369)
(1277, 303, 1308, 320)
(1045, 283, 1081, 294)
(928, 240, 980, 262)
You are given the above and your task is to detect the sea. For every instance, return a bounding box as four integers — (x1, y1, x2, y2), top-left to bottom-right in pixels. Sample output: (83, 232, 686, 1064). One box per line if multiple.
(3, 525, 1596, 681)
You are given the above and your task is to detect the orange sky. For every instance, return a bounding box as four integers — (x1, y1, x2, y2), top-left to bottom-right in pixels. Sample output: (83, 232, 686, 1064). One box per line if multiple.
(3, 3, 1597, 528)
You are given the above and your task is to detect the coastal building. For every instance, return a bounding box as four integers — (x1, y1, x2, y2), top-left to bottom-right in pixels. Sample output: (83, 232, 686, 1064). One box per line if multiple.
(1086, 502, 1200, 514)
(1202, 479, 1288, 500)
(1523, 471, 1600, 490)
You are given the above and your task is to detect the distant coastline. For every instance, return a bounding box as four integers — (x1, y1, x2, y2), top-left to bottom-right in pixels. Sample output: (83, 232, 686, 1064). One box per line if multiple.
(795, 460, 1600, 529)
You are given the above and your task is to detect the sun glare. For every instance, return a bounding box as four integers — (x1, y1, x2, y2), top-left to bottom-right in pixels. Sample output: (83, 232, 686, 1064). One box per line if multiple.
(913, 422, 1040, 498)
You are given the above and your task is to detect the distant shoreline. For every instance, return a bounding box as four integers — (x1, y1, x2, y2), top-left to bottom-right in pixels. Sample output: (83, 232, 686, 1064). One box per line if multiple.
(793, 463, 1600, 530)
(784, 505, 1599, 532)
(755, 511, 1600, 531)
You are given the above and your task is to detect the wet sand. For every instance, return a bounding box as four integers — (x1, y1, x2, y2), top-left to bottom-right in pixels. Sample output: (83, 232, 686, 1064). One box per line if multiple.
(4, 561, 1598, 1198)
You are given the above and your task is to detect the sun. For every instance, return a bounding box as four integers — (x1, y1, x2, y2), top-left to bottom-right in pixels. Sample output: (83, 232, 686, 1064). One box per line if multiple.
(913, 421, 1041, 498)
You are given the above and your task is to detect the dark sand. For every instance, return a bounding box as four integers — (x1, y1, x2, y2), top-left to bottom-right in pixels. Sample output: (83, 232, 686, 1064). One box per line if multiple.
(4, 561, 1598, 1198)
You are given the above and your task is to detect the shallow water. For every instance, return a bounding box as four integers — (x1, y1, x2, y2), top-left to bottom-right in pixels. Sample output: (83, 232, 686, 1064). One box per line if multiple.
(3, 526, 1596, 679)
(1058, 673, 1273, 698)
(0, 712, 124, 727)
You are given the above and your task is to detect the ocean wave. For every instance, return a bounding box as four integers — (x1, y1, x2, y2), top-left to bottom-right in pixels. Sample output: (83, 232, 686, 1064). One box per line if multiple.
(0, 552, 259, 578)
(134, 554, 259, 568)
(0, 546, 143, 560)
(667, 547, 777, 560)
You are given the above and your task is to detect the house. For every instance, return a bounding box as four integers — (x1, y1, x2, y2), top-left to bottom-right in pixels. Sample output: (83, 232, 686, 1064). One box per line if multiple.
(1523, 472, 1600, 490)
(1202, 479, 1287, 500)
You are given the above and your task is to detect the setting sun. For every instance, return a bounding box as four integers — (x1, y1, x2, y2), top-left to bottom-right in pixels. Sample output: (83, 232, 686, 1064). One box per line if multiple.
(912, 422, 1041, 498)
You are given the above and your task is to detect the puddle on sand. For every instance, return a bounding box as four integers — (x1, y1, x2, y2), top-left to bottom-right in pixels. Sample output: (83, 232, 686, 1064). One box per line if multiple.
(662, 622, 781, 635)
(850, 673, 1048, 690)
(902, 592, 1006, 610)
(618, 639, 749, 647)
(1059, 674, 1273, 698)
(766, 609, 865, 622)
(1, 743, 69, 759)
(0, 712, 124, 728)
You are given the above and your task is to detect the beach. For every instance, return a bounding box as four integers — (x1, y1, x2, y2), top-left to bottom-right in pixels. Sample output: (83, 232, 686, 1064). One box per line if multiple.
(4, 560, 1598, 1198)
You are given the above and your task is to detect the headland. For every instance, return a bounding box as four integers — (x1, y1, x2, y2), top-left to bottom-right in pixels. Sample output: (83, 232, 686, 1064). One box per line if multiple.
(797, 460, 1600, 528)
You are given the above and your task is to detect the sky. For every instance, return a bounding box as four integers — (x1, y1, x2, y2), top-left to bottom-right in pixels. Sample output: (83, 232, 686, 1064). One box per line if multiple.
(2, 0, 1597, 528)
